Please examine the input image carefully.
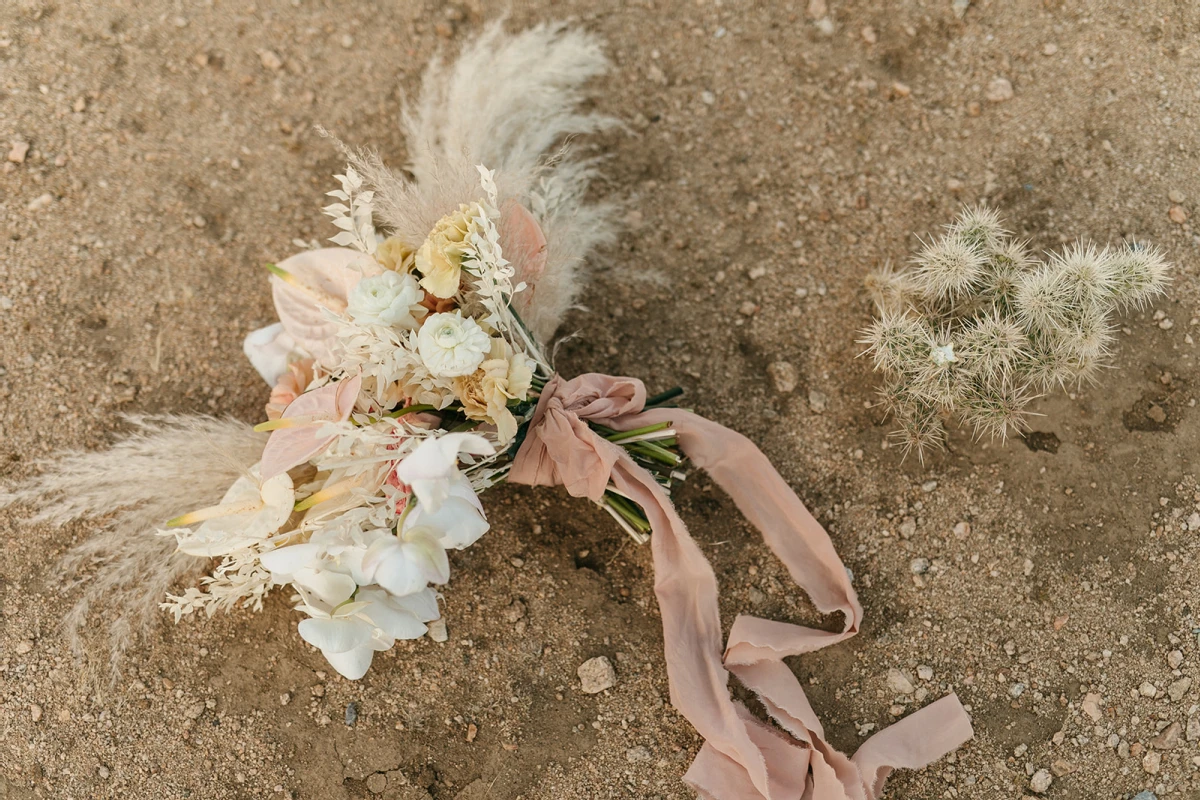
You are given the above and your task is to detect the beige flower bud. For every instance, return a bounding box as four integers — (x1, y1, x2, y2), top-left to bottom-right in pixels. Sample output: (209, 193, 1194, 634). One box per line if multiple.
(453, 339, 535, 443)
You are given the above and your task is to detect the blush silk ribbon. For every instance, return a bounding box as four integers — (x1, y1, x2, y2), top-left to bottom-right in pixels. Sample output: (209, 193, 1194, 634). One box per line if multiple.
(509, 373, 974, 800)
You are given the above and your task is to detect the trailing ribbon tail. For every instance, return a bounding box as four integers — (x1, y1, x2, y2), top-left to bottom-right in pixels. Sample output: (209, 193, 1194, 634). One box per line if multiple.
(510, 374, 974, 799)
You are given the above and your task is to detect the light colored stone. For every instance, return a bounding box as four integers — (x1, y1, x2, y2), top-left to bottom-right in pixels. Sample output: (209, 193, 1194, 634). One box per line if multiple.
(427, 619, 448, 642)
(1187, 714, 1200, 742)
(1142, 750, 1162, 774)
(917, 665, 934, 681)
(626, 745, 652, 762)
(1170, 205, 1188, 224)
(8, 140, 29, 163)
(366, 772, 387, 794)
(767, 362, 798, 394)
(260, 49, 283, 71)
(1168, 649, 1185, 669)
(986, 77, 1014, 103)
(578, 656, 617, 694)
(1081, 692, 1103, 722)
(807, 389, 827, 413)
(805, 0, 827, 18)
(1029, 768, 1052, 793)
(1139, 682, 1158, 698)
(30, 704, 43, 722)
(1168, 677, 1191, 702)
(886, 668, 915, 695)
(1151, 721, 1182, 750)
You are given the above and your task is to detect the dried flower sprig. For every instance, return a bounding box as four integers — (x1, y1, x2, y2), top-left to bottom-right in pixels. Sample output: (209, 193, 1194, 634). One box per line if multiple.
(861, 206, 1171, 461)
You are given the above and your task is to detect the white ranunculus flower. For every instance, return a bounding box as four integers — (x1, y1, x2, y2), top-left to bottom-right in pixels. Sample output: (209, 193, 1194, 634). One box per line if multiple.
(346, 270, 424, 328)
(404, 472, 489, 550)
(392, 433, 494, 511)
(416, 312, 491, 377)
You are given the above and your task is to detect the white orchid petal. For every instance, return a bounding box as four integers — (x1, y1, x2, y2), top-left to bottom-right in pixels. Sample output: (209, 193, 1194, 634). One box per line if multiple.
(259, 542, 321, 579)
(321, 644, 376, 680)
(294, 567, 357, 607)
(373, 551, 427, 597)
(242, 323, 297, 386)
(402, 531, 450, 585)
(298, 617, 372, 654)
(389, 587, 440, 623)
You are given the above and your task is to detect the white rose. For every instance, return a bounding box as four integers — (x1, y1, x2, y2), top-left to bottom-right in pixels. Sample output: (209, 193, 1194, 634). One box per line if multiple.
(346, 270, 424, 328)
(416, 312, 491, 378)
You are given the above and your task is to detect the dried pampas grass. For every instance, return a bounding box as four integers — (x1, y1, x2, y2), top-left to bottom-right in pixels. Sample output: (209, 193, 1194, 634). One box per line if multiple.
(0, 416, 265, 681)
(349, 20, 620, 341)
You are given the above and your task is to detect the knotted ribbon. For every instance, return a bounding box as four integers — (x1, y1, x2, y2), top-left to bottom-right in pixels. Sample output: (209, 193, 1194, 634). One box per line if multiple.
(510, 374, 973, 800)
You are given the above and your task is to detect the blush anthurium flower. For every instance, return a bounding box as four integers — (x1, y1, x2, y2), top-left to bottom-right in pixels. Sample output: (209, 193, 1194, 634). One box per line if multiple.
(391, 432, 494, 512)
(402, 472, 489, 550)
(358, 526, 450, 598)
(258, 375, 362, 480)
(295, 586, 439, 680)
(168, 467, 294, 557)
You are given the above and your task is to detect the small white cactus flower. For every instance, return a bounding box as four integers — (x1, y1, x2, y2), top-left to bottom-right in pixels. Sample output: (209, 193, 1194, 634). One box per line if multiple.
(931, 343, 958, 366)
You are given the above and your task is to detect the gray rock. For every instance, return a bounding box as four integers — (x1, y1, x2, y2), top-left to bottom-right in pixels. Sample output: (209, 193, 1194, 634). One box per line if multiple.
(1150, 721, 1181, 750)
(767, 362, 798, 394)
(1131, 792, 1158, 800)
(886, 668, 915, 695)
(1187, 714, 1200, 742)
(345, 702, 358, 727)
(626, 746, 652, 762)
(1168, 676, 1191, 702)
(1029, 768, 1052, 793)
(910, 558, 930, 575)
(578, 656, 617, 694)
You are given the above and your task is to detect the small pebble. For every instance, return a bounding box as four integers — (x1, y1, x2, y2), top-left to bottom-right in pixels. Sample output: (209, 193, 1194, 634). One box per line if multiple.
(626, 746, 652, 762)
(366, 773, 387, 794)
(921, 480, 938, 493)
(30, 704, 43, 723)
(1009, 682, 1027, 699)
(1169, 205, 1188, 224)
(917, 665, 934, 681)
(738, 300, 758, 316)
(1168, 676, 1191, 702)
(578, 656, 617, 694)
(910, 558, 930, 575)
(767, 362, 798, 394)
(986, 77, 1014, 103)
(1131, 792, 1158, 800)
(97, 765, 110, 779)
(886, 668, 915, 695)
(428, 619, 448, 642)
(1139, 682, 1158, 698)
(1042, 43, 1058, 56)
(1150, 721, 1181, 750)
(27, 193, 53, 211)
(1143, 750, 1162, 774)
(1081, 692, 1103, 722)
(1169, 189, 1186, 204)
(7, 140, 29, 163)
(860, 26, 877, 44)
(260, 50, 283, 71)
(953, 521, 971, 538)
(1029, 768, 1052, 793)
(345, 702, 357, 727)
(808, 390, 827, 413)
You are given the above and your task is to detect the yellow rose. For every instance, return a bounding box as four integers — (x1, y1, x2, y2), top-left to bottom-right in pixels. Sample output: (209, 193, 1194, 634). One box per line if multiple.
(375, 236, 415, 273)
(453, 338, 535, 443)
(415, 203, 482, 299)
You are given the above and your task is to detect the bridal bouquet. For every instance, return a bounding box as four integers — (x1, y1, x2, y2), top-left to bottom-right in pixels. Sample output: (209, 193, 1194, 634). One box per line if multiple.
(161, 164, 684, 680)
(2, 22, 972, 800)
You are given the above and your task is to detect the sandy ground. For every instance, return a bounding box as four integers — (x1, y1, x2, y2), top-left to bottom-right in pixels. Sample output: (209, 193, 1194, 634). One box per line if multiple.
(4, 0, 1200, 798)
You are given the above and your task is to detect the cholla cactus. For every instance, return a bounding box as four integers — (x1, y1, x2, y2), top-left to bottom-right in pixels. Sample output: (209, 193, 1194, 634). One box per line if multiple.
(860, 206, 1170, 461)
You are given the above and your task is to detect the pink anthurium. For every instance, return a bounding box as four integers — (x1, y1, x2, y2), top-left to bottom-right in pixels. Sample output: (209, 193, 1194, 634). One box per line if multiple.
(498, 201, 547, 307)
(271, 248, 379, 363)
(259, 375, 362, 480)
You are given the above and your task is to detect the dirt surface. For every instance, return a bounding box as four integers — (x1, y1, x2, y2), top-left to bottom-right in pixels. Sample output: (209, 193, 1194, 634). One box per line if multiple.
(4, 1, 1200, 798)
